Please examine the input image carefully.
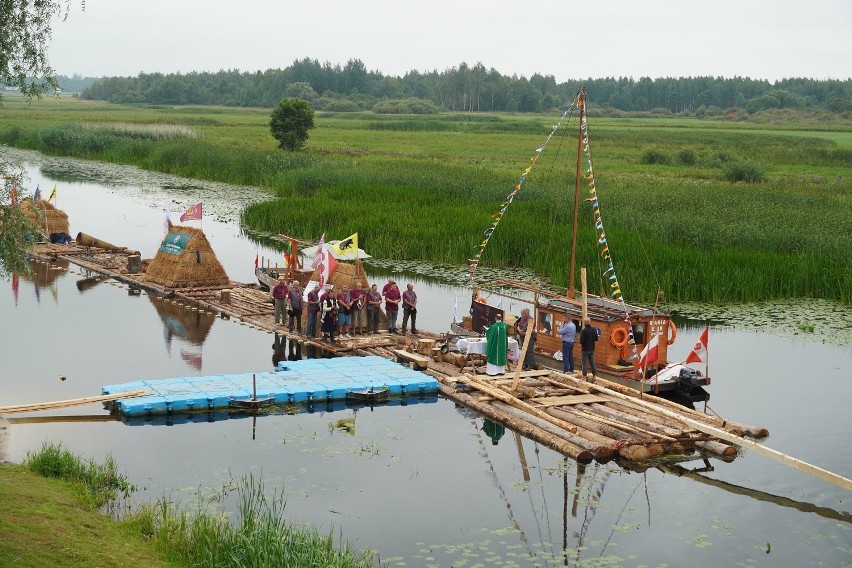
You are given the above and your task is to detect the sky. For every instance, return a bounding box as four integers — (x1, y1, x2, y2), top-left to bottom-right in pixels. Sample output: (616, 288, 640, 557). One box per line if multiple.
(47, 0, 852, 83)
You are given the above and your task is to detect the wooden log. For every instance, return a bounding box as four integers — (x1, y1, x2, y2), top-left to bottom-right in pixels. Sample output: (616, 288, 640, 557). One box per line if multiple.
(571, 405, 670, 441)
(592, 403, 690, 439)
(696, 440, 738, 457)
(461, 375, 582, 437)
(543, 408, 620, 448)
(589, 374, 766, 437)
(392, 349, 431, 370)
(438, 385, 592, 463)
(585, 403, 680, 441)
(545, 406, 637, 441)
(418, 338, 436, 355)
(576, 377, 852, 491)
(492, 401, 613, 461)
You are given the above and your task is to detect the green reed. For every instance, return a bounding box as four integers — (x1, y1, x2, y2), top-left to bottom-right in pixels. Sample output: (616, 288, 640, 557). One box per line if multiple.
(2, 97, 850, 303)
(23, 442, 134, 508)
(136, 474, 372, 568)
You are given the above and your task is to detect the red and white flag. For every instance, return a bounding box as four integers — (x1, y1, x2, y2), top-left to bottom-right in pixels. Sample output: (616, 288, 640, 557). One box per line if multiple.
(313, 234, 338, 288)
(638, 334, 660, 369)
(686, 326, 709, 364)
(180, 203, 202, 222)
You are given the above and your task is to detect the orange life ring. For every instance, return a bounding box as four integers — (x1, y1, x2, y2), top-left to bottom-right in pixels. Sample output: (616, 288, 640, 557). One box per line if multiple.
(474, 296, 487, 304)
(609, 327, 629, 348)
(666, 320, 678, 345)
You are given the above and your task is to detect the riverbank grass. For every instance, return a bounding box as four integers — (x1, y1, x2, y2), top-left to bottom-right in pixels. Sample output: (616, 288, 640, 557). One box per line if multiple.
(0, 464, 176, 568)
(1, 443, 373, 568)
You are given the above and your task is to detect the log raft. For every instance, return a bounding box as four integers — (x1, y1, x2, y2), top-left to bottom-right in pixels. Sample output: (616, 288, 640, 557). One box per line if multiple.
(30, 242, 791, 473)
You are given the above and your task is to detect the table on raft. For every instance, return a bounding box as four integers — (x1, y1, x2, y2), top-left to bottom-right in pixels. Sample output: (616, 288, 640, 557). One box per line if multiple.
(103, 356, 439, 417)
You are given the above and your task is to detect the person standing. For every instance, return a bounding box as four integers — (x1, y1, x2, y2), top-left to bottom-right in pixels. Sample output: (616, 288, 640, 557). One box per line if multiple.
(516, 308, 537, 370)
(351, 282, 366, 334)
(305, 284, 320, 338)
(366, 283, 382, 333)
(272, 276, 289, 326)
(557, 316, 577, 373)
(382, 276, 396, 296)
(484, 313, 509, 375)
(337, 284, 353, 338)
(320, 285, 338, 342)
(401, 283, 418, 335)
(287, 280, 303, 333)
(579, 318, 598, 380)
(383, 282, 401, 333)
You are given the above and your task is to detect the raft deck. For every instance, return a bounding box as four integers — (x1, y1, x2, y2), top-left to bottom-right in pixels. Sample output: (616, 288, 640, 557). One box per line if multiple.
(103, 356, 438, 416)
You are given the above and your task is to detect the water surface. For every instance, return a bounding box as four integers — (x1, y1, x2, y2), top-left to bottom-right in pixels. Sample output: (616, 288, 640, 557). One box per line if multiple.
(1, 148, 850, 567)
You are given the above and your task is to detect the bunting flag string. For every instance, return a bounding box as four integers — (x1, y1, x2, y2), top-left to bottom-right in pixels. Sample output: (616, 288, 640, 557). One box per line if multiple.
(576, 95, 643, 369)
(466, 100, 578, 285)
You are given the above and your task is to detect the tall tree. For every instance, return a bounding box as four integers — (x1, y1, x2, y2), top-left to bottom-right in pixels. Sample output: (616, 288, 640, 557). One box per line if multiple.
(270, 98, 315, 151)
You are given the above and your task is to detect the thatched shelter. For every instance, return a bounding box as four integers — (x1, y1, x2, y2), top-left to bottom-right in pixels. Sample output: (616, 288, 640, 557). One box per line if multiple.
(144, 226, 229, 288)
(20, 198, 70, 236)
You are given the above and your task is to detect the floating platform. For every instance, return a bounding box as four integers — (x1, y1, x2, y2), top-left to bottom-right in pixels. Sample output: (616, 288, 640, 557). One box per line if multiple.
(103, 356, 438, 417)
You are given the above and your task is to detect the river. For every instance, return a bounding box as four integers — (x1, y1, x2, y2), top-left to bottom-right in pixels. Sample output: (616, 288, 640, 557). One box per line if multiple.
(2, 148, 850, 567)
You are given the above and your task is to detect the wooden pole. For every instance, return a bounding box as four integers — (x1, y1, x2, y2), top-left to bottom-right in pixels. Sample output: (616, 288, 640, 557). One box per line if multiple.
(576, 378, 852, 492)
(514, 431, 531, 482)
(511, 328, 534, 392)
(568, 87, 585, 294)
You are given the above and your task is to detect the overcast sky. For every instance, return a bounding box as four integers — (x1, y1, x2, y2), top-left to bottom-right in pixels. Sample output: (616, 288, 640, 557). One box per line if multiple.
(48, 0, 851, 83)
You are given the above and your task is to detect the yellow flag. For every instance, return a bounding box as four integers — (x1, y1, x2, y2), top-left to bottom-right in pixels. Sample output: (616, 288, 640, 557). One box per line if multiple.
(48, 185, 57, 202)
(329, 233, 358, 257)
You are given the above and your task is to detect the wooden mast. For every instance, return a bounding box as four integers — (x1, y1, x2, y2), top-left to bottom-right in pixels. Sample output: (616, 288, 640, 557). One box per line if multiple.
(568, 86, 586, 296)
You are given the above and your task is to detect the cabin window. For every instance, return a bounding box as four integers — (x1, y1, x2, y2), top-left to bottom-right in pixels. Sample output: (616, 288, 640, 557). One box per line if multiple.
(540, 313, 553, 334)
(633, 323, 646, 344)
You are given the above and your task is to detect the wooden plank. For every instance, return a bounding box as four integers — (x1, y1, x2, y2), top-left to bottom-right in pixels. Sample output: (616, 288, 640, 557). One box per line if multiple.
(392, 349, 431, 370)
(0, 389, 151, 414)
(577, 379, 852, 492)
(531, 394, 607, 407)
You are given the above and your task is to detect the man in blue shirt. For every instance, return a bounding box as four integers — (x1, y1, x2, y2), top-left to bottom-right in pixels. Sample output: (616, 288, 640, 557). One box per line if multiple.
(557, 316, 577, 373)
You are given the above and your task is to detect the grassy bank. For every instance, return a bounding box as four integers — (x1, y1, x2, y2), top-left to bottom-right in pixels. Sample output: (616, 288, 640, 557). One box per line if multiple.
(1, 97, 850, 303)
(0, 443, 372, 568)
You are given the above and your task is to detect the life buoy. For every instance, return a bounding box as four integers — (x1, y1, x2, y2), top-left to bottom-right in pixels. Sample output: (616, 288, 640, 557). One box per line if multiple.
(609, 327, 629, 348)
(666, 320, 678, 345)
(474, 296, 487, 304)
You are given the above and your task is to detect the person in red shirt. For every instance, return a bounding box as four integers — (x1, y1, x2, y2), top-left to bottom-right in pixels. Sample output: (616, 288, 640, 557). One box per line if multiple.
(337, 284, 353, 338)
(383, 282, 401, 333)
(272, 277, 288, 326)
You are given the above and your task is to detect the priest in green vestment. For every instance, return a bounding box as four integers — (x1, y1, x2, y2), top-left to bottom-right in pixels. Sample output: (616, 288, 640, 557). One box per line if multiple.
(485, 314, 509, 375)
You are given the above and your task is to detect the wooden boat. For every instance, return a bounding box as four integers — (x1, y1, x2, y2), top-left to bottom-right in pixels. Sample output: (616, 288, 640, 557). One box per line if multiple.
(346, 386, 389, 402)
(458, 87, 710, 401)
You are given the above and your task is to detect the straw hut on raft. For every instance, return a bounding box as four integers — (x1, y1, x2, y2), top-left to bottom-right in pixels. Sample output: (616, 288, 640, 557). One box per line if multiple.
(144, 225, 230, 289)
(19, 198, 70, 238)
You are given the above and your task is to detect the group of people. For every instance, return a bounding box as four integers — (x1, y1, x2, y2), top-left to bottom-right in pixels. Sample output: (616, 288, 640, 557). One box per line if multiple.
(272, 276, 418, 343)
(485, 308, 599, 380)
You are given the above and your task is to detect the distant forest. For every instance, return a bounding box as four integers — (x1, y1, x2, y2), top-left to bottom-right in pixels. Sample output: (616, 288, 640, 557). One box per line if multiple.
(79, 59, 852, 116)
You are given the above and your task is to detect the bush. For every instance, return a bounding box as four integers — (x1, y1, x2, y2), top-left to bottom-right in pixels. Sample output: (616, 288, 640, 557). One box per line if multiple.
(640, 148, 671, 165)
(677, 148, 697, 166)
(372, 97, 439, 114)
(722, 159, 766, 183)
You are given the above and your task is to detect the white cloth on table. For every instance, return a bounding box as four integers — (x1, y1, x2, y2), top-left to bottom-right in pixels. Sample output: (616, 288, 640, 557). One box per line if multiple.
(457, 337, 520, 360)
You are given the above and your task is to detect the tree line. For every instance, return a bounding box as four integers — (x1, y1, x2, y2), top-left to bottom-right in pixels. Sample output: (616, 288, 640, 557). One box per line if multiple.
(79, 58, 852, 115)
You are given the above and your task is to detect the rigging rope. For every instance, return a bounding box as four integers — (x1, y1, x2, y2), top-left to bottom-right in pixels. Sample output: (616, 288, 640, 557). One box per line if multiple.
(466, 101, 578, 285)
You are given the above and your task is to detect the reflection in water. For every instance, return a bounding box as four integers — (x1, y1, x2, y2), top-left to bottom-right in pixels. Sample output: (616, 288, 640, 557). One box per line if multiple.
(11, 259, 70, 307)
(148, 294, 215, 370)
